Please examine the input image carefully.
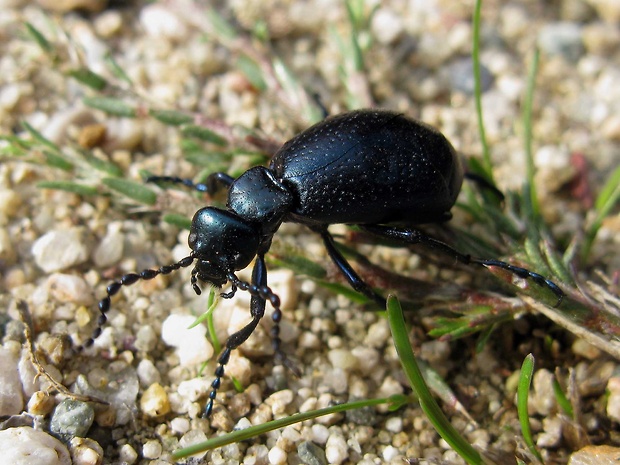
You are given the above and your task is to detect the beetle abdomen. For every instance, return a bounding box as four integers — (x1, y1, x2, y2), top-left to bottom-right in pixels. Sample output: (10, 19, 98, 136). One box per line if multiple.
(270, 110, 463, 225)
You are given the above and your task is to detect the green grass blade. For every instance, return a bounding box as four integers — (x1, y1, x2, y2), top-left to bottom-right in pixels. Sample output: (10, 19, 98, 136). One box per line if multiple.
(181, 125, 228, 146)
(582, 165, 620, 261)
(387, 295, 482, 465)
(150, 109, 194, 126)
(42, 150, 74, 171)
(236, 55, 267, 91)
(552, 376, 573, 417)
(21, 121, 60, 152)
(522, 48, 541, 218)
(68, 68, 108, 91)
(37, 181, 98, 196)
(268, 254, 327, 280)
(472, 0, 493, 182)
(24, 22, 53, 53)
(594, 165, 620, 212)
(542, 239, 573, 285)
(104, 52, 133, 85)
(81, 151, 123, 176)
(205, 8, 238, 42)
(162, 213, 192, 230)
(517, 354, 544, 463)
(102, 177, 157, 205)
(83, 97, 136, 118)
(173, 395, 407, 459)
(206, 288, 222, 354)
(345, 0, 365, 72)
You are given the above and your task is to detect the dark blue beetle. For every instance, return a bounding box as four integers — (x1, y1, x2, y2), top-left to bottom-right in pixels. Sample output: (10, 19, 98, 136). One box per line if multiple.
(83, 110, 563, 416)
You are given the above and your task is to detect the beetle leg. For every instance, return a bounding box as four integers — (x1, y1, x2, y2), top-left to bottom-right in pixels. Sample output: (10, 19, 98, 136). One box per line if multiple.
(204, 315, 262, 417)
(464, 172, 505, 202)
(205, 261, 265, 417)
(145, 172, 234, 194)
(359, 224, 564, 306)
(205, 255, 296, 416)
(319, 229, 387, 307)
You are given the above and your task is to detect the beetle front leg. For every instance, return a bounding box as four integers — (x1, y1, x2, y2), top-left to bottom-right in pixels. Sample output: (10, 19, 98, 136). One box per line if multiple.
(249, 255, 299, 374)
(318, 228, 387, 307)
(205, 254, 296, 417)
(359, 224, 564, 306)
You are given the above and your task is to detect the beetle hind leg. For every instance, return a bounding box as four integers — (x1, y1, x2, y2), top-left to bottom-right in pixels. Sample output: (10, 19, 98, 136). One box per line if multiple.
(359, 224, 564, 306)
(318, 228, 387, 308)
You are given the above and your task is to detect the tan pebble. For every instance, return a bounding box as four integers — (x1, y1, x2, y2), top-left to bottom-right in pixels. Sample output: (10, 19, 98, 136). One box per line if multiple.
(27, 391, 55, 415)
(140, 383, 170, 417)
(569, 444, 620, 465)
(94, 407, 116, 427)
(36, 0, 107, 13)
(69, 437, 104, 465)
(78, 124, 107, 149)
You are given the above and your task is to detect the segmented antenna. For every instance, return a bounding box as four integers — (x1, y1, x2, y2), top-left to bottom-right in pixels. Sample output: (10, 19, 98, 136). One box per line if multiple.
(75, 255, 195, 351)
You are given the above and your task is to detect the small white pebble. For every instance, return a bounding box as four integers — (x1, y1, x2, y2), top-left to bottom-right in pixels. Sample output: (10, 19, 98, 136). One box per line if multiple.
(572, 339, 602, 360)
(92, 224, 124, 268)
(69, 437, 104, 465)
(537, 416, 563, 448)
(268, 445, 287, 465)
(0, 427, 71, 465)
(371, 8, 404, 45)
(0, 228, 16, 265)
(382, 445, 400, 461)
(377, 376, 404, 398)
(94, 10, 123, 38)
(0, 348, 23, 416)
(226, 354, 252, 387)
(119, 444, 137, 464)
(170, 417, 190, 435)
(265, 389, 294, 416)
(142, 440, 162, 460)
(161, 314, 213, 366)
(177, 378, 210, 402)
(530, 369, 556, 416)
(178, 430, 208, 460)
(325, 434, 348, 465)
(327, 348, 358, 370)
(136, 359, 161, 387)
(364, 320, 390, 348)
(311, 424, 329, 444)
(385, 417, 403, 433)
(139, 4, 188, 40)
(606, 377, 620, 422)
(234, 417, 252, 431)
(32, 229, 89, 273)
(46, 273, 94, 306)
(351, 346, 379, 375)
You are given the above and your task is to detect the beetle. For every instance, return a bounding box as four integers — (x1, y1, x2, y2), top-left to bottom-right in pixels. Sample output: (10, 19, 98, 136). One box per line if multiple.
(79, 109, 564, 417)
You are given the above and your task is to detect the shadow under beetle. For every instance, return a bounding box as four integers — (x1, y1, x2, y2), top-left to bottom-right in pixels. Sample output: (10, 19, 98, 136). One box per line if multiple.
(80, 109, 564, 417)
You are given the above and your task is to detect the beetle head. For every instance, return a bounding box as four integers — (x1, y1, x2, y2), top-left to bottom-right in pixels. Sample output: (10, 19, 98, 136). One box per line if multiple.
(189, 207, 260, 286)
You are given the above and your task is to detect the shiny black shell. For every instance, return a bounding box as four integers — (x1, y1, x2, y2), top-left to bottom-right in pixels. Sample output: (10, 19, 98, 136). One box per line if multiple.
(269, 109, 463, 225)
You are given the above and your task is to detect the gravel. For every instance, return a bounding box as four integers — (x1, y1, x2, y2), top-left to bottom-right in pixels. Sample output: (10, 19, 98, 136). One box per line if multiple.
(1, 1, 619, 464)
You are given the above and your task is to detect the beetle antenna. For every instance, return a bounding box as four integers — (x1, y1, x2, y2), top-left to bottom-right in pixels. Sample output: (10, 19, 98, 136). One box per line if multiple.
(75, 255, 195, 352)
